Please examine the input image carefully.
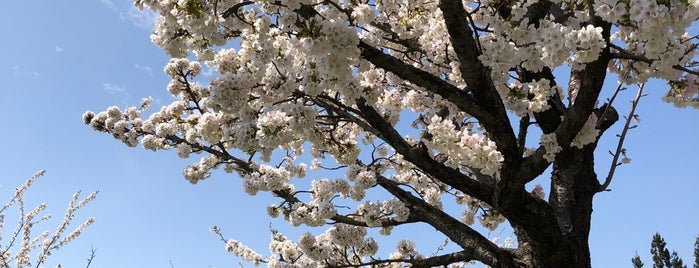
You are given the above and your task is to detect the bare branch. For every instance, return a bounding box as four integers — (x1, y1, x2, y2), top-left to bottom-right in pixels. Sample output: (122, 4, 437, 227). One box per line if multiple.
(598, 83, 645, 192)
(596, 82, 625, 129)
(84, 245, 96, 268)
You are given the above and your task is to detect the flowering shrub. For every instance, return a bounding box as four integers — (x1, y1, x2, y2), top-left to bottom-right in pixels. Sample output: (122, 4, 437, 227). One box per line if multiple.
(86, 0, 698, 267)
(0, 171, 97, 268)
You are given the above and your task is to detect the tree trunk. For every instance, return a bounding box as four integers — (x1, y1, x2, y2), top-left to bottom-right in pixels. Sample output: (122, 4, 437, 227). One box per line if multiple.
(508, 106, 618, 268)
(506, 143, 602, 268)
(536, 143, 600, 268)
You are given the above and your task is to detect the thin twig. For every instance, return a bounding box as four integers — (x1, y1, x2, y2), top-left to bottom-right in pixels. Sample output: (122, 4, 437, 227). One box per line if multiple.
(598, 82, 645, 192)
(596, 82, 625, 129)
(85, 245, 96, 268)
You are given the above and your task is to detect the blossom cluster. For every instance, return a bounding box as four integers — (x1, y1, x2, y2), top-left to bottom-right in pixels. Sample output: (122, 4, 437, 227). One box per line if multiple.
(602, 0, 699, 92)
(357, 199, 410, 227)
(571, 114, 601, 149)
(242, 165, 292, 196)
(476, 16, 606, 115)
(298, 224, 379, 265)
(491, 236, 516, 248)
(540, 133, 562, 163)
(424, 115, 504, 177)
(506, 78, 563, 116)
(225, 239, 264, 265)
(389, 239, 423, 260)
(663, 73, 699, 108)
(455, 191, 506, 230)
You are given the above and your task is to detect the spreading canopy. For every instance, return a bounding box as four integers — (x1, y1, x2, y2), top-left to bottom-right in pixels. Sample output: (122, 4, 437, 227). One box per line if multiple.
(85, 0, 699, 267)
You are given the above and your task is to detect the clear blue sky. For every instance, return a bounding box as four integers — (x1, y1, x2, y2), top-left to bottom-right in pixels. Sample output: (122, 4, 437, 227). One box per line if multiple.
(1, 1, 697, 267)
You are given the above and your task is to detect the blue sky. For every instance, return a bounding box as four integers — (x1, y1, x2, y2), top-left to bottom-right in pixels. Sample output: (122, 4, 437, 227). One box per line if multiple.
(1, 1, 698, 267)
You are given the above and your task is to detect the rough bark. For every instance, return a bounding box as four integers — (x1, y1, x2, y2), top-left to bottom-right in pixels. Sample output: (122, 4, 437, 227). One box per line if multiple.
(501, 141, 604, 268)
(546, 145, 599, 268)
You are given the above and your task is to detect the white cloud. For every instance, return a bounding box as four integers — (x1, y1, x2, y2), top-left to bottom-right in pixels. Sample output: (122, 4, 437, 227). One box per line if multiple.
(104, 83, 126, 94)
(126, 6, 158, 29)
(134, 64, 153, 76)
(102, 82, 134, 107)
(11, 65, 39, 77)
(101, 0, 158, 30)
(100, 0, 117, 10)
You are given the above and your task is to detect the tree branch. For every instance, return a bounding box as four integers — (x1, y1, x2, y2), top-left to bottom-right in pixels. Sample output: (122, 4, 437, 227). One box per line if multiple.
(357, 41, 485, 119)
(609, 44, 699, 76)
(354, 98, 494, 204)
(512, 0, 568, 135)
(517, 115, 531, 150)
(271, 189, 420, 228)
(84, 245, 96, 268)
(158, 133, 253, 173)
(438, 0, 519, 165)
(598, 83, 644, 192)
(355, 96, 557, 254)
(436, 0, 564, 234)
(438, 0, 485, 91)
(375, 175, 523, 268)
(516, 18, 612, 184)
(520, 68, 567, 134)
(331, 249, 512, 268)
(221, 1, 254, 18)
(596, 82, 625, 130)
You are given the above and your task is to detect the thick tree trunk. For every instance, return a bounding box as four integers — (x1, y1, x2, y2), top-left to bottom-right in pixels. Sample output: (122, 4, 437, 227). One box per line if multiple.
(550, 144, 599, 267)
(509, 106, 618, 268)
(508, 144, 601, 268)
(518, 143, 600, 268)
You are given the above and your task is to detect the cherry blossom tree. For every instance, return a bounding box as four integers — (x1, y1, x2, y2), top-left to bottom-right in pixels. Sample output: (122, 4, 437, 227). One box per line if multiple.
(84, 0, 699, 267)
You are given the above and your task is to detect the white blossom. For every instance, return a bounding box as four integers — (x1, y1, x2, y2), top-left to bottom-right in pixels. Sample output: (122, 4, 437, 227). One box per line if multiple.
(541, 133, 562, 163)
(571, 114, 601, 149)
